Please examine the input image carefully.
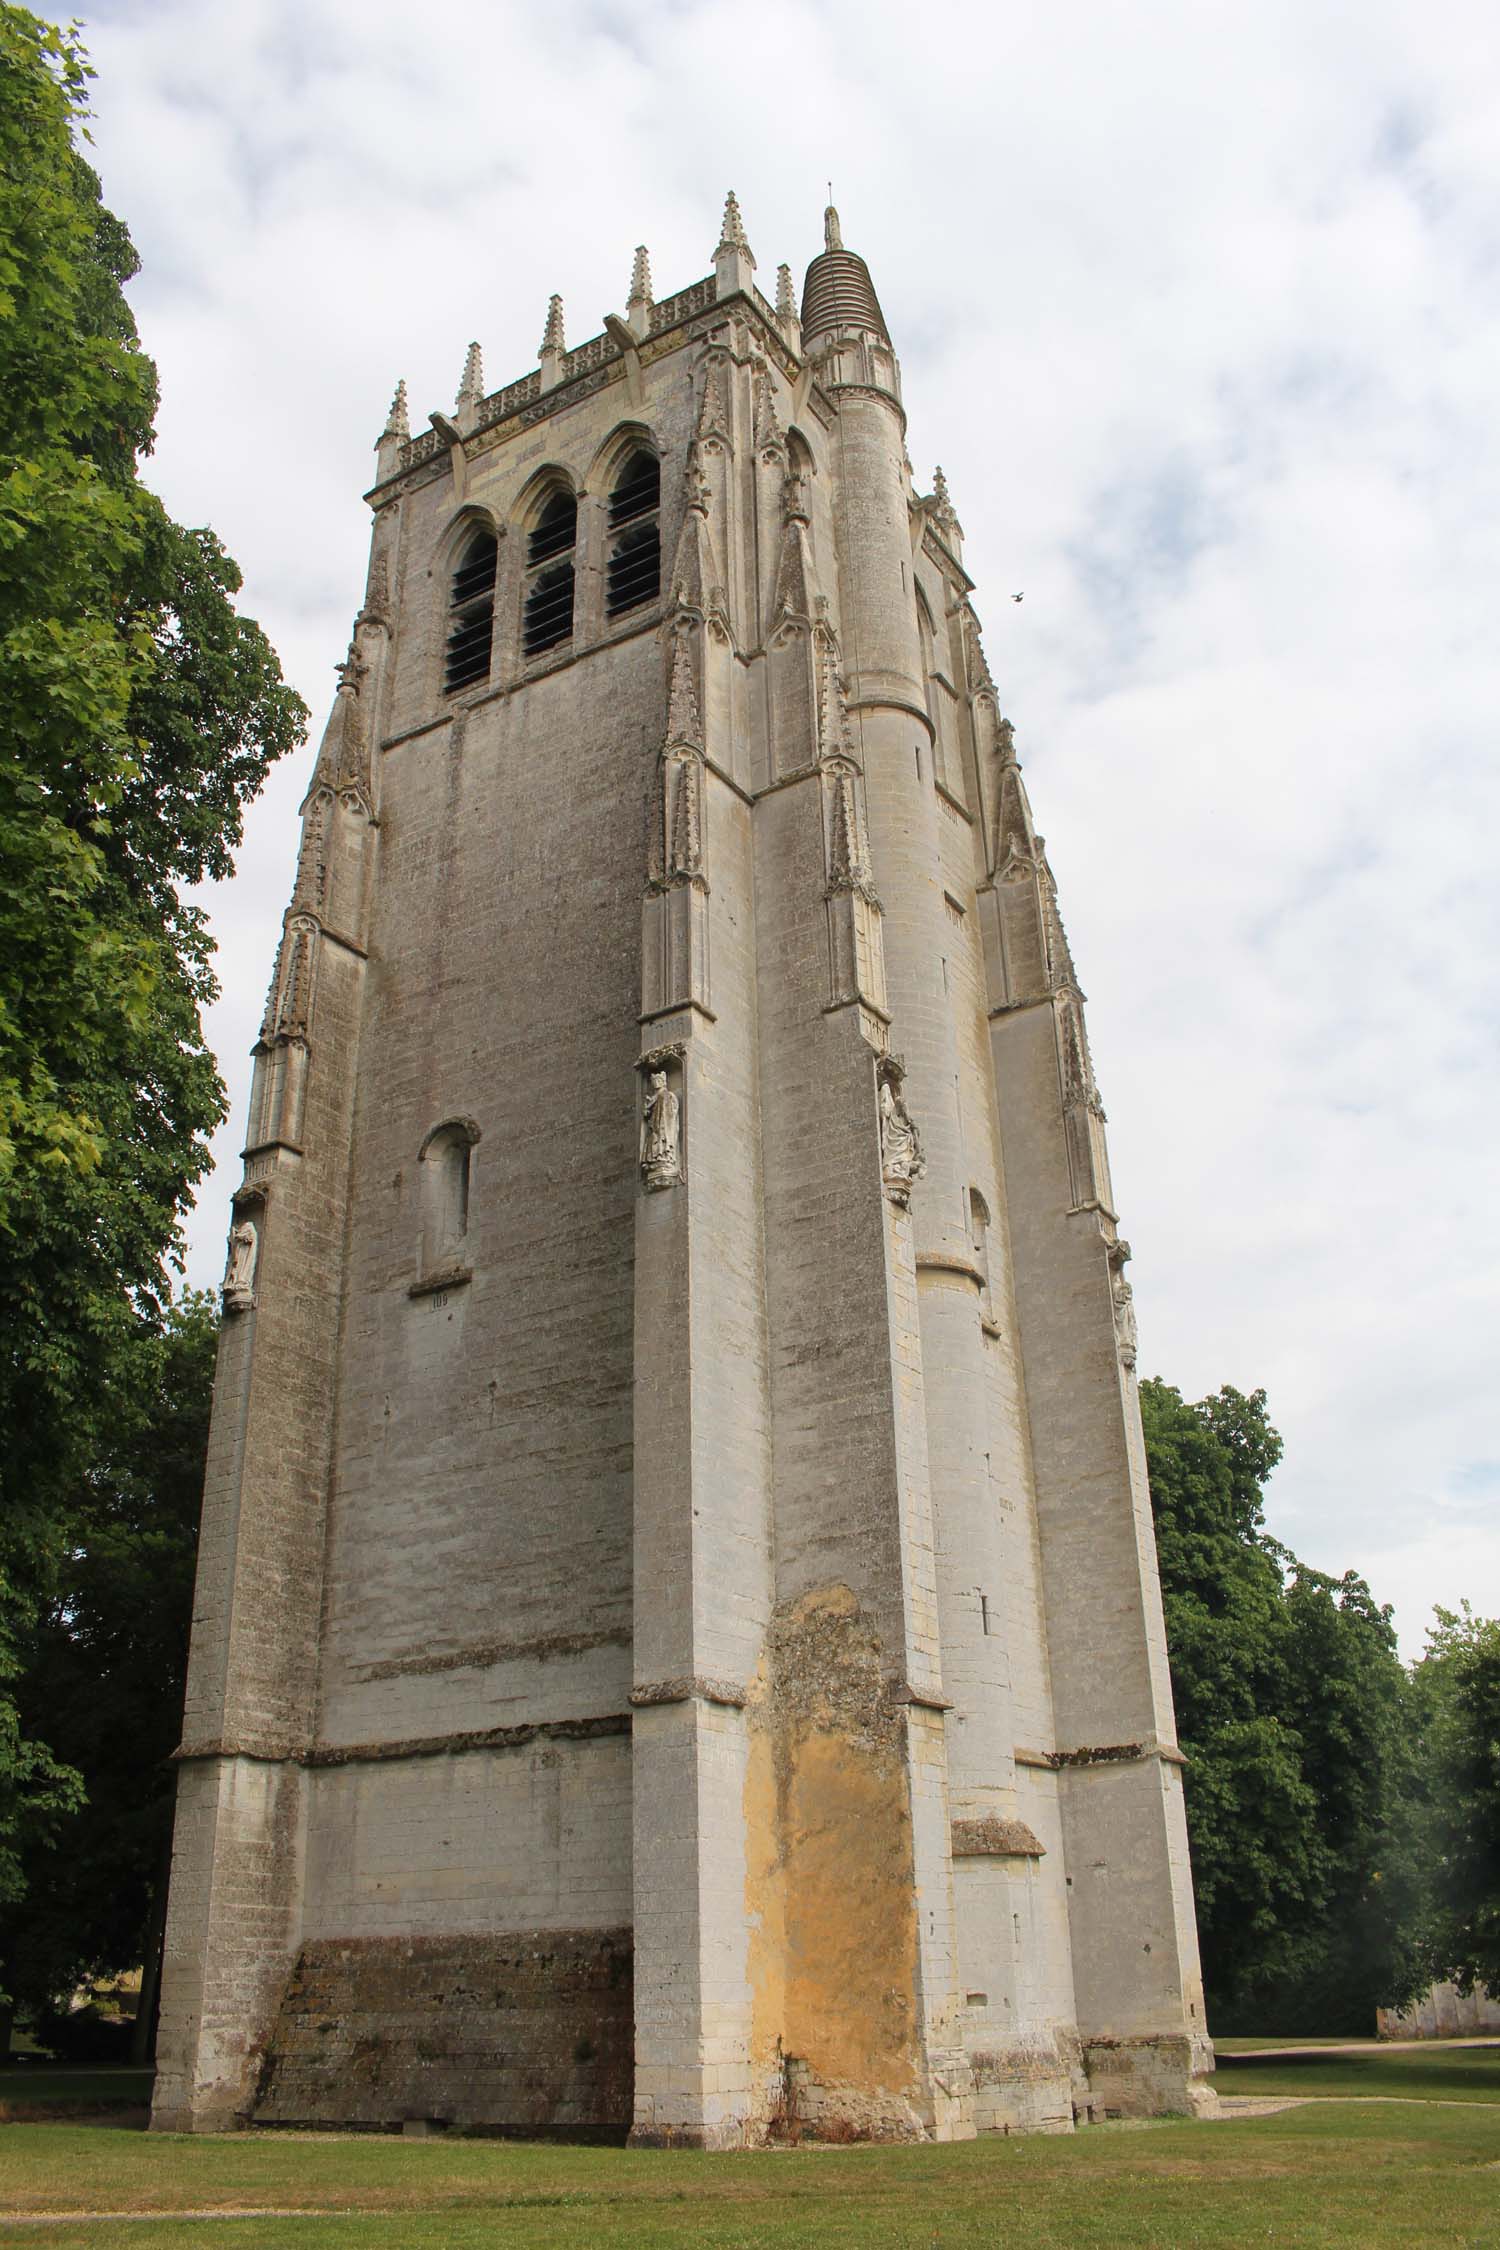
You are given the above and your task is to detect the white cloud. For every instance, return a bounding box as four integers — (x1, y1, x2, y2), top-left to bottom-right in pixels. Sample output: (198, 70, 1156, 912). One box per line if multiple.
(83, 0, 1500, 1653)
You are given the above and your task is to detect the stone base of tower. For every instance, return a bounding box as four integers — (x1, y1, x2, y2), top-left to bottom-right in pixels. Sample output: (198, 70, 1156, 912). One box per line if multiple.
(1081, 2033, 1218, 2120)
(149, 1753, 306, 2135)
(251, 1931, 634, 2136)
(966, 2034, 1082, 2135)
(629, 2069, 973, 2150)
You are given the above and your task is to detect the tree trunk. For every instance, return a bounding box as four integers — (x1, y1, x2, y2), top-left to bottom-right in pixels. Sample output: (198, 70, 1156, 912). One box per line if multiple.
(130, 1822, 173, 2069)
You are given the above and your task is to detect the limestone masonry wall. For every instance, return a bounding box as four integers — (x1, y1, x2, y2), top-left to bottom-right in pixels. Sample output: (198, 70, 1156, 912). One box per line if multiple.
(153, 197, 1213, 2142)
(256, 1931, 633, 2132)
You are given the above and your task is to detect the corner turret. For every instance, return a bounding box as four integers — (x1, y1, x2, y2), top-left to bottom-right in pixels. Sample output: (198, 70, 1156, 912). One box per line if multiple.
(800, 204, 891, 349)
(799, 203, 901, 409)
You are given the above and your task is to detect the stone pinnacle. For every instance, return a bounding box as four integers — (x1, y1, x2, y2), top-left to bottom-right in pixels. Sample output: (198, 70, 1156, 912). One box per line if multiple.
(717, 190, 751, 257)
(455, 343, 483, 409)
(383, 378, 409, 441)
(539, 294, 566, 358)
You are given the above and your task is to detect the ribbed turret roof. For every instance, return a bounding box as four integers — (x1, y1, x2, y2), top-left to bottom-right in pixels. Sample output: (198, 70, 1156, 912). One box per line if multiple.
(800, 205, 890, 346)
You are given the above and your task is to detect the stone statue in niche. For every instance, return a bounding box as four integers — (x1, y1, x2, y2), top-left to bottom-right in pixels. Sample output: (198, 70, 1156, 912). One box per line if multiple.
(1112, 1277, 1138, 1371)
(223, 1213, 259, 1311)
(640, 1070, 682, 1191)
(879, 1075, 925, 1208)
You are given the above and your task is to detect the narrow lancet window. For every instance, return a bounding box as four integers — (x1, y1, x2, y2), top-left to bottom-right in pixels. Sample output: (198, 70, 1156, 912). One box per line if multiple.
(523, 490, 576, 655)
(444, 529, 497, 693)
(607, 449, 660, 616)
(970, 1188, 994, 1321)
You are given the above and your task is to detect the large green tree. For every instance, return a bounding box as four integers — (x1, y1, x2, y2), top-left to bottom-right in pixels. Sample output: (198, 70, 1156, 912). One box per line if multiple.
(3, 1292, 214, 2055)
(0, 8, 304, 1922)
(1412, 1606, 1500, 1996)
(1142, 1380, 1429, 2032)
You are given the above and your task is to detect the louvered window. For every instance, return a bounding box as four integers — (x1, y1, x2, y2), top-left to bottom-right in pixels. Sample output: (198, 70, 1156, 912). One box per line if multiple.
(610, 449, 659, 528)
(523, 491, 576, 655)
(444, 530, 497, 693)
(607, 451, 660, 616)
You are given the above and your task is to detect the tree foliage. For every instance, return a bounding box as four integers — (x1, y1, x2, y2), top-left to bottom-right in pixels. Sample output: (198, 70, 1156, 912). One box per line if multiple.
(0, 7, 304, 1924)
(2, 1292, 214, 2041)
(1142, 1379, 1429, 2032)
(1411, 1606, 1500, 1996)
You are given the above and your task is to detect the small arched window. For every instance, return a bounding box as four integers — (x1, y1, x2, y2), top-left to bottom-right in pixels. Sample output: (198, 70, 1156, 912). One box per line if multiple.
(523, 490, 576, 656)
(420, 1119, 479, 1276)
(607, 450, 660, 617)
(444, 529, 497, 694)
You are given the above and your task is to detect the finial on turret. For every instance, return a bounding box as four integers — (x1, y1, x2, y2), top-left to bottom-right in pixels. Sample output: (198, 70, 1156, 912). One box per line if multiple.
(539, 295, 566, 358)
(538, 295, 566, 391)
(774, 262, 801, 351)
(824, 204, 843, 251)
(456, 343, 483, 412)
(374, 377, 410, 476)
(714, 191, 756, 300)
(627, 246, 653, 338)
(717, 190, 751, 256)
(930, 465, 962, 544)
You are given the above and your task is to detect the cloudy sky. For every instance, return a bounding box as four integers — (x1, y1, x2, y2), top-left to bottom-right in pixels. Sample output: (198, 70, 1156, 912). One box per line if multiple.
(83, 0, 1498, 1654)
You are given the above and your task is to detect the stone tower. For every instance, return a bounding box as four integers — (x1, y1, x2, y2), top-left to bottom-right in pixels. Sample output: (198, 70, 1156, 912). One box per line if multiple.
(152, 198, 1212, 2144)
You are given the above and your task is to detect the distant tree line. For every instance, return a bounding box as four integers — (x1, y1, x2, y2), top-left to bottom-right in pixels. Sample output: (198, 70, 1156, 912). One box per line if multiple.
(1143, 1378, 1500, 2032)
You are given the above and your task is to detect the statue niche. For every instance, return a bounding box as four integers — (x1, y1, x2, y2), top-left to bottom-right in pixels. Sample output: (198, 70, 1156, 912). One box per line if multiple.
(222, 1211, 259, 1312)
(877, 1057, 924, 1209)
(640, 1068, 682, 1191)
(1112, 1277, 1138, 1372)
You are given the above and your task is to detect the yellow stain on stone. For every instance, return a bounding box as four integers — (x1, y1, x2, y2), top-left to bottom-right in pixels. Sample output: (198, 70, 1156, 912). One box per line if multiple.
(745, 1583, 921, 2119)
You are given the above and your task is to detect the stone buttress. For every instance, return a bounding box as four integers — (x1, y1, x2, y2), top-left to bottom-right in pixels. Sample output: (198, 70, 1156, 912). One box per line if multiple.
(153, 196, 1212, 2142)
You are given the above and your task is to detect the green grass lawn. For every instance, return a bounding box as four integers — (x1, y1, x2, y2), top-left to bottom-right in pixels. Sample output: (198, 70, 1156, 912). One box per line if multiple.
(1210, 2034, 1387, 2052)
(1213, 2042, 1500, 2105)
(0, 2068, 152, 2120)
(1, 2049, 1496, 2248)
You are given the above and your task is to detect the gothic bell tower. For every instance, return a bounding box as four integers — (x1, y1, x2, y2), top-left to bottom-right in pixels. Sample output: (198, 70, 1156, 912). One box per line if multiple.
(152, 196, 1213, 2144)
